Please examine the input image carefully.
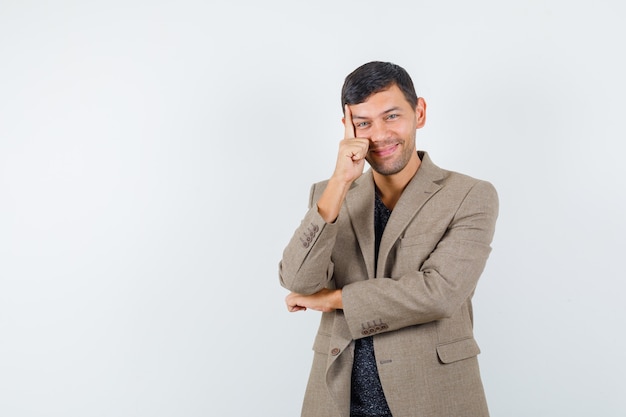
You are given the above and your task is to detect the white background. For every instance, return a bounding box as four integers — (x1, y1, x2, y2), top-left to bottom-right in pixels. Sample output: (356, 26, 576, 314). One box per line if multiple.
(1, 1, 625, 416)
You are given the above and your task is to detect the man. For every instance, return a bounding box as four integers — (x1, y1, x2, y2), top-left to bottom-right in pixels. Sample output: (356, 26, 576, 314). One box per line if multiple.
(279, 61, 498, 417)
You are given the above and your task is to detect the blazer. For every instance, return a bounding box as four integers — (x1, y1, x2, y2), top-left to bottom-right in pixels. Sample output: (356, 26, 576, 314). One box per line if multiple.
(279, 151, 499, 417)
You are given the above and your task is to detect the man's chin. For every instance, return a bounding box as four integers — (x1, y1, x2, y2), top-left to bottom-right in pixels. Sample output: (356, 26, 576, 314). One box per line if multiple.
(370, 162, 405, 176)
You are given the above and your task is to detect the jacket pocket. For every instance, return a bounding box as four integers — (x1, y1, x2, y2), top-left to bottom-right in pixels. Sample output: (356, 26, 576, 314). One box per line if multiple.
(398, 231, 442, 248)
(436, 337, 481, 364)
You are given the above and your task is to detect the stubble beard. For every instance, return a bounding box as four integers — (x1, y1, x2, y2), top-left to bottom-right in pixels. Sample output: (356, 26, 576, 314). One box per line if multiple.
(367, 138, 416, 176)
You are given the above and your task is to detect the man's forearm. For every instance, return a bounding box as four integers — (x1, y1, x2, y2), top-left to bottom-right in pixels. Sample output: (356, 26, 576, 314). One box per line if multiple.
(285, 288, 343, 313)
(316, 177, 351, 223)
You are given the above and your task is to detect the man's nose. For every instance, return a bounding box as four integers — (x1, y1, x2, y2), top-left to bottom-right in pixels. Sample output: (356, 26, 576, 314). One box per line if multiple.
(369, 120, 388, 143)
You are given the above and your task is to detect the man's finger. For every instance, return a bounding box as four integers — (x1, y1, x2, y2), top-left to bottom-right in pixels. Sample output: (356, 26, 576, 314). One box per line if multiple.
(343, 104, 356, 139)
(286, 293, 305, 312)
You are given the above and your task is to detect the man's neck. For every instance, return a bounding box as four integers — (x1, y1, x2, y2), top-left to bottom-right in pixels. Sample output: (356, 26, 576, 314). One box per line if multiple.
(373, 153, 421, 210)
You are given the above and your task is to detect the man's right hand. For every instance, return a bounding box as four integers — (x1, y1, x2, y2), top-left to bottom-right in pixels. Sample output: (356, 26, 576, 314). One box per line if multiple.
(332, 105, 370, 184)
(316, 105, 370, 223)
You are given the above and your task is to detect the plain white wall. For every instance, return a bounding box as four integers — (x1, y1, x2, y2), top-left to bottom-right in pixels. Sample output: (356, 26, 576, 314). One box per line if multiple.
(1, 1, 625, 415)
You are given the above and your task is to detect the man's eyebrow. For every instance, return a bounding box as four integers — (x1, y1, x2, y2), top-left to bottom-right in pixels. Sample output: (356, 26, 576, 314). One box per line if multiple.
(352, 107, 403, 120)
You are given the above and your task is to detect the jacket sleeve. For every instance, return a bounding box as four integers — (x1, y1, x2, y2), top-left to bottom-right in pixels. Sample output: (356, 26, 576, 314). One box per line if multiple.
(279, 182, 338, 295)
(341, 180, 499, 340)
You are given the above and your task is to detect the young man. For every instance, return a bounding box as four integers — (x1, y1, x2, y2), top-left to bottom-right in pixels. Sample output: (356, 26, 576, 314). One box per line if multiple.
(279, 61, 498, 417)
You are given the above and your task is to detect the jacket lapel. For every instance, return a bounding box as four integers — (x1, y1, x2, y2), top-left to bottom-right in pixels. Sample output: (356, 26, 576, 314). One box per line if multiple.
(344, 171, 376, 280)
(376, 152, 444, 278)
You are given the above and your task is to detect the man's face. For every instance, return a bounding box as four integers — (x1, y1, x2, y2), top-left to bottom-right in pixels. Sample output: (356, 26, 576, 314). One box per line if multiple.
(348, 84, 425, 176)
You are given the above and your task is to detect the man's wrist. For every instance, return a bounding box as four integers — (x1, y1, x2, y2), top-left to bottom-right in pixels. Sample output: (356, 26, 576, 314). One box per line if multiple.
(332, 289, 343, 310)
(318, 179, 351, 223)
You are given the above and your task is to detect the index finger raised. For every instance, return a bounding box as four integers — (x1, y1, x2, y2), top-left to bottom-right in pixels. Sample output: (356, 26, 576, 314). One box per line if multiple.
(343, 104, 356, 139)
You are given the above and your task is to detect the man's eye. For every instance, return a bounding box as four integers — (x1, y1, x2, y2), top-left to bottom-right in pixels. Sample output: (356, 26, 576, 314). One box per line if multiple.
(356, 122, 369, 128)
(387, 114, 398, 120)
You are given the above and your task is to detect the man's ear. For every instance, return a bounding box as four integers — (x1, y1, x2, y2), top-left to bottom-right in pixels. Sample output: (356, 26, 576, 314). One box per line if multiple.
(415, 97, 427, 129)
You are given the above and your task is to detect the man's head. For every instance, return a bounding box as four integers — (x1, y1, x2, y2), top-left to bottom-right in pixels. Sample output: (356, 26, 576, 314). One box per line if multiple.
(340, 61, 426, 179)
(341, 61, 418, 111)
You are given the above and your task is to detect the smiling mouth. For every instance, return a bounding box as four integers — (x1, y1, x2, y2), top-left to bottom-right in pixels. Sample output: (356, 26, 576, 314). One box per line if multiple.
(370, 143, 399, 157)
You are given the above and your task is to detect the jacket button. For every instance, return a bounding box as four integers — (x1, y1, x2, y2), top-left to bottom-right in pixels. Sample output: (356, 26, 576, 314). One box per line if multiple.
(330, 348, 340, 356)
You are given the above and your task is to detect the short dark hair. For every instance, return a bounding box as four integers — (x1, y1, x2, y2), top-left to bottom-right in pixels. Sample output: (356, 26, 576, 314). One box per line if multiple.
(341, 61, 418, 111)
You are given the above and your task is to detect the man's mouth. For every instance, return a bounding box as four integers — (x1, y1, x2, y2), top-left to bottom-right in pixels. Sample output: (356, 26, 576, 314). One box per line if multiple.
(370, 143, 399, 158)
